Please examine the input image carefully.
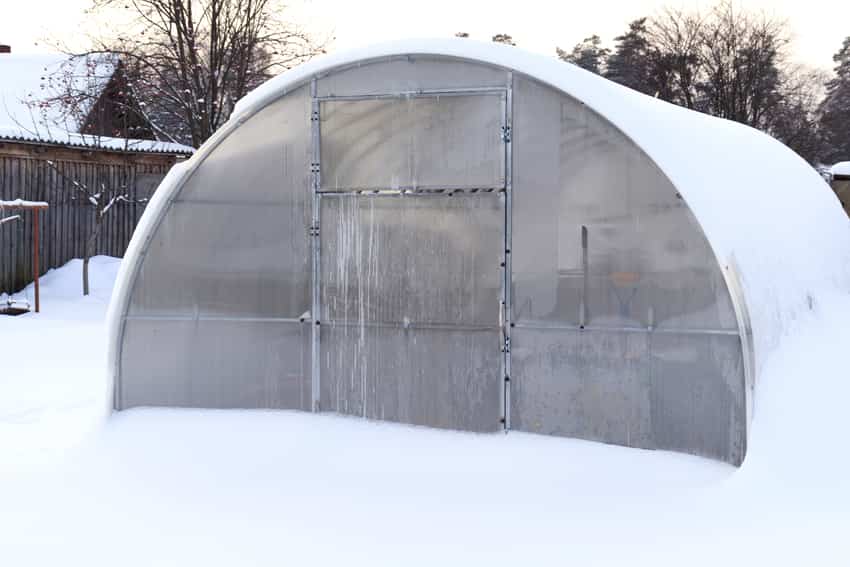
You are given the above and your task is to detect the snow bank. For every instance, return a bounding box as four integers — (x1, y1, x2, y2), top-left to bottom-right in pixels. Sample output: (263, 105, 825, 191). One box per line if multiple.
(3, 256, 850, 565)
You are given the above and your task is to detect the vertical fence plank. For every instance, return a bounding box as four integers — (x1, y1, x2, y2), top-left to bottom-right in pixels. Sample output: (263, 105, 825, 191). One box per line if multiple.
(0, 148, 176, 296)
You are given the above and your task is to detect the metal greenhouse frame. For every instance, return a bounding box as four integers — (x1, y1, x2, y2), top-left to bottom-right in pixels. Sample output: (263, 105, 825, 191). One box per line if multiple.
(108, 41, 847, 466)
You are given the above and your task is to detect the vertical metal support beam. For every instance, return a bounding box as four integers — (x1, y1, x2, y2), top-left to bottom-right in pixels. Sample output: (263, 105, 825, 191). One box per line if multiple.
(310, 78, 322, 412)
(503, 74, 514, 431)
(580, 225, 588, 327)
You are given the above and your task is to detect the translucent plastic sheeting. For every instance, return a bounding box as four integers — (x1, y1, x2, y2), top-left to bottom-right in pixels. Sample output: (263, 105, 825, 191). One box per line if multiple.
(510, 75, 738, 332)
(118, 319, 311, 410)
(128, 202, 310, 318)
(508, 74, 746, 464)
(320, 195, 503, 325)
(179, 85, 311, 203)
(315, 56, 510, 98)
(320, 325, 502, 431)
(319, 194, 503, 430)
(127, 86, 312, 319)
(319, 94, 505, 191)
(510, 328, 745, 464)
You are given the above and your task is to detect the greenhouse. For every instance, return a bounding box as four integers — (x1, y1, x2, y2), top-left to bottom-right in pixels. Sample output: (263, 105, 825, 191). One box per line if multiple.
(107, 40, 850, 466)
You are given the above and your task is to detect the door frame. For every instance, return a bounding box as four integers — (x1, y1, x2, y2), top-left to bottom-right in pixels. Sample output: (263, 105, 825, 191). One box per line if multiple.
(307, 76, 514, 430)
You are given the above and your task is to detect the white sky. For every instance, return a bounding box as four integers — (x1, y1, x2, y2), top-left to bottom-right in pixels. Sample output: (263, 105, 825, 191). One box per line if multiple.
(1, 0, 848, 70)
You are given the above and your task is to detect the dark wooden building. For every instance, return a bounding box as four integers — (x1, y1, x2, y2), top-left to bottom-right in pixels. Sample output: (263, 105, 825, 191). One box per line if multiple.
(0, 47, 193, 296)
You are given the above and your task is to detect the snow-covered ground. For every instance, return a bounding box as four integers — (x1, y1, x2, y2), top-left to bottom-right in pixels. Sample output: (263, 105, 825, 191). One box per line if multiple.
(1, 257, 849, 566)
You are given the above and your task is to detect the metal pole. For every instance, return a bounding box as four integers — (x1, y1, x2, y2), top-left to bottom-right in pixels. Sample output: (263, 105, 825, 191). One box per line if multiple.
(503, 75, 513, 431)
(310, 77, 322, 412)
(33, 208, 40, 313)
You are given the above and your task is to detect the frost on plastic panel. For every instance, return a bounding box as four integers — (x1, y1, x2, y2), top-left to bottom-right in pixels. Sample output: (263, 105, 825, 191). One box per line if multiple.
(510, 75, 737, 331)
(510, 329, 652, 448)
(314, 56, 510, 98)
(649, 332, 745, 463)
(320, 195, 502, 325)
(510, 327, 745, 464)
(319, 194, 503, 431)
(319, 94, 505, 191)
(119, 319, 311, 411)
(320, 325, 502, 431)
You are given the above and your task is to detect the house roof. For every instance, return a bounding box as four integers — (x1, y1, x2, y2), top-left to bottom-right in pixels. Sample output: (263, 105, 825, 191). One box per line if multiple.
(0, 53, 193, 155)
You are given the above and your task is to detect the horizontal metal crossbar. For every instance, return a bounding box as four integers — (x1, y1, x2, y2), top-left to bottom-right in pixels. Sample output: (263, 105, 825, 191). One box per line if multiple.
(323, 319, 499, 332)
(317, 87, 508, 102)
(512, 320, 740, 336)
(318, 187, 505, 196)
(125, 315, 307, 324)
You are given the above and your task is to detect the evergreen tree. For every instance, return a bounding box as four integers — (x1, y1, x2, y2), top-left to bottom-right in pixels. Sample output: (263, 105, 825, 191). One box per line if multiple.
(491, 34, 516, 46)
(604, 18, 658, 95)
(557, 35, 609, 75)
(819, 37, 850, 163)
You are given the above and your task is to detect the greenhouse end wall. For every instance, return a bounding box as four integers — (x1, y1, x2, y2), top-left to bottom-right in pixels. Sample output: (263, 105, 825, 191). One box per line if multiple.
(114, 55, 748, 465)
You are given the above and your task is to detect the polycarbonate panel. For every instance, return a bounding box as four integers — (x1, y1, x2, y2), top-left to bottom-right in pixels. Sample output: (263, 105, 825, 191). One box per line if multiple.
(126, 86, 311, 318)
(319, 193, 503, 431)
(510, 326, 745, 464)
(320, 324, 501, 431)
(649, 332, 745, 464)
(510, 75, 737, 332)
(320, 195, 502, 325)
(315, 56, 510, 98)
(118, 319, 311, 410)
(179, 85, 311, 203)
(128, 202, 309, 318)
(510, 328, 652, 448)
(319, 94, 505, 191)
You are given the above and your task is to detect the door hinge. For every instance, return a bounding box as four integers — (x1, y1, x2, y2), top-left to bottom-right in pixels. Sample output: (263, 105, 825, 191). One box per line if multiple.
(501, 125, 512, 143)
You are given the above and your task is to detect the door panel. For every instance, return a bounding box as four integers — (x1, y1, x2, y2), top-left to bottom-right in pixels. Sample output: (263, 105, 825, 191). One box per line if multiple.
(319, 194, 504, 430)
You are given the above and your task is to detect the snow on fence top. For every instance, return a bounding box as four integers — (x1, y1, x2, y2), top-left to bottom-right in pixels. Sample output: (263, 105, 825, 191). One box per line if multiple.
(224, 39, 850, 375)
(0, 199, 49, 208)
(832, 162, 850, 178)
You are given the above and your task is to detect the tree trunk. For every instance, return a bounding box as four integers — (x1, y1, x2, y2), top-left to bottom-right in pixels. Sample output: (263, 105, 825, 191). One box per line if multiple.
(83, 214, 102, 296)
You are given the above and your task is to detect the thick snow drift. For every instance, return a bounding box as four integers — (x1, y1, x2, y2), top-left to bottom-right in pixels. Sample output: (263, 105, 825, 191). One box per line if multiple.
(2, 258, 850, 565)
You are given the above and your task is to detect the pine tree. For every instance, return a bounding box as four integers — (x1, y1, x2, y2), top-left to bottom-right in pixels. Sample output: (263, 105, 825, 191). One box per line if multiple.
(819, 37, 850, 163)
(491, 34, 516, 46)
(556, 35, 609, 75)
(605, 18, 657, 94)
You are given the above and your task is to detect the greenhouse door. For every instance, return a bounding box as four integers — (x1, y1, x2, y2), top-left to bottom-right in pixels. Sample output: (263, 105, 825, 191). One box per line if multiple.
(312, 89, 510, 432)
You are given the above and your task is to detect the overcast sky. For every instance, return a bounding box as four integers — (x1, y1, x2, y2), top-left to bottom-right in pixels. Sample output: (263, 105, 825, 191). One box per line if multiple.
(2, 0, 848, 70)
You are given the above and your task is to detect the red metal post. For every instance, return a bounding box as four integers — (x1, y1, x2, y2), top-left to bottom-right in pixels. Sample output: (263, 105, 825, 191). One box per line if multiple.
(33, 209, 40, 313)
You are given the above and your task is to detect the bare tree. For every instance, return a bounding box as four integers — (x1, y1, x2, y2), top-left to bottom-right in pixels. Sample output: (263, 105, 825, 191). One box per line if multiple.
(53, 0, 326, 147)
(647, 7, 705, 109)
(695, 2, 788, 128)
(44, 160, 147, 295)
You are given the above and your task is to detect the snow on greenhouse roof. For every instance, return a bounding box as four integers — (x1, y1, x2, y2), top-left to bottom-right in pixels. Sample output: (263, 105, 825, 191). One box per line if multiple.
(0, 54, 193, 155)
(832, 162, 850, 178)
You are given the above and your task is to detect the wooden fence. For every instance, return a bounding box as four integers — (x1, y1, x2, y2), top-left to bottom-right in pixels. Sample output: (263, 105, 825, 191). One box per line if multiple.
(0, 143, 183, 296)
